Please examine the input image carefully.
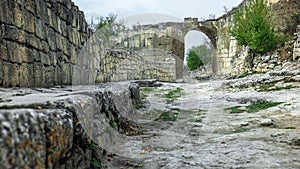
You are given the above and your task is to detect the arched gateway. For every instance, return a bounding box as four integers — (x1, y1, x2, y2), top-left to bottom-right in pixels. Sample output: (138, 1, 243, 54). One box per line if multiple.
(110, 18, 218, 80)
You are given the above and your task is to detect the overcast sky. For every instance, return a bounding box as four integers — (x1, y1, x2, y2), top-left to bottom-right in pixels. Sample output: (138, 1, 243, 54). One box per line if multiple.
(73, 0, 243, 57)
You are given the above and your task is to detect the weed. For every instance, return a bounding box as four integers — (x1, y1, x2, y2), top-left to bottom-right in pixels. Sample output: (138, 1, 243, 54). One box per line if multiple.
(225, 101, 283, 113)
(164, 87, 184, 104)
(141, 87, 156, 93)
(90, 158, 101, 168)
(284, 126, 296, 129)
(225, 106, 245, 114)
(258, 83, 298, 92)
(246, 101, 283, 113)
(194, 118, 203, 123)
(155, 111, 178, 121)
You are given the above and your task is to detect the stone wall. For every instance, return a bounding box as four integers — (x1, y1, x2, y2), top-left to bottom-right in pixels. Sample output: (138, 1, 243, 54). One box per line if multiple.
(0, 0, 93, 87)
(111, 24, 184, 79)
(98, 49, 176, 82)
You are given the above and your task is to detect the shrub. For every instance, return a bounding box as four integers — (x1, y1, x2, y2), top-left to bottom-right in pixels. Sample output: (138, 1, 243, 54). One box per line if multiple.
(229, 0, 277, 55)
(187, 50, 203, 71)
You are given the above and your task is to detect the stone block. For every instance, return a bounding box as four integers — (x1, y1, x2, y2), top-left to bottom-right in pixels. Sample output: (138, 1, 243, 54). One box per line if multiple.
(3, 63, 19, 87)
(60, 19, 67, 37)
(35, 18, 47, 40)
(61, 63, 71, 85)
(6, 42, 24, 63)
(49, 52, 57, 66)
(40, 52, 51, 66)
(19, 64, 30, 87)
(33, 62, 45, 87)
(47, 28, 57, 51)
(0, 42, 8, 61)
(0, 1, 7, 23)
(24, 0, 36, 14)
(3, 25, 19, 42)
(41, 40, 50, 53)
(0, 61, 3, 85)
(55, 66, 62, 85)
(25, 48, 38, 63)
(25, 33, 42, 50)
(44, 66, 55, 87)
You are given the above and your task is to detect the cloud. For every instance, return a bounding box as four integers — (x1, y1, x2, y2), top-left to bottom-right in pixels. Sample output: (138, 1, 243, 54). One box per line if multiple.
(73, 0, 243, 20)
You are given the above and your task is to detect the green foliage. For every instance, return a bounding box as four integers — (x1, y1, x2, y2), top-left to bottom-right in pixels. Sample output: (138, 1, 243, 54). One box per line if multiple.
(229, 0, 277, 55)
(93, 14, 126, 46)
(155, 111, 178, 121)
(190, 45, 212, 65)
(246, 101, 283, 113)
(225, 100, 283, 113)
(164, 88, 184, 104)
(186, 50, 204, 71)
(90, 158, 101, 168)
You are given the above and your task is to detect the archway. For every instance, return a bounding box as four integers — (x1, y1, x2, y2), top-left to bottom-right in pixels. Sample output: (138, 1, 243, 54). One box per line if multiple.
(184, 30, 214, 79)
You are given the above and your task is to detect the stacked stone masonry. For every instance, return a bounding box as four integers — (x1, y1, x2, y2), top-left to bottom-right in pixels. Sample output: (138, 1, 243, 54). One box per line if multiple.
(0, 0, 91, 87)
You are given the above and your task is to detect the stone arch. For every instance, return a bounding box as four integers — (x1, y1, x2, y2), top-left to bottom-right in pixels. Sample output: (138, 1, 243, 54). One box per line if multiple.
(182, 18, 218, 75)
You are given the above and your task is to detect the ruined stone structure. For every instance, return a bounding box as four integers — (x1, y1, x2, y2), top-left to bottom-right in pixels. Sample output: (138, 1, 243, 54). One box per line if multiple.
(0, 0, 299, 87)
(111, 0, 299, 77)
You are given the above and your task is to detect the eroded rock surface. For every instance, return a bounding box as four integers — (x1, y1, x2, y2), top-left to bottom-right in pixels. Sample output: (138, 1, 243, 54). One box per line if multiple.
(0, 82, 140, 169)
(104, 66, 300, 168)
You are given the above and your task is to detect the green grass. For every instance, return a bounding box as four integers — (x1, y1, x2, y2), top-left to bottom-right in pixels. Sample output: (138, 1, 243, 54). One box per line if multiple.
(225, 101, 283, 113)
(225, 106, 245, 114)
(141, 87, 157, 93)
(155, 111, 178, 121)
(164, 88, 184, 104)
(194, 118, 203, 123)
(258, 83, 298, 92)
(246, 101, 283, 113)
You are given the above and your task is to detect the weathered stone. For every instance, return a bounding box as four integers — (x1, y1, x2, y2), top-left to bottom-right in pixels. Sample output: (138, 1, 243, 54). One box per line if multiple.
(0, 61, 3, 85)
(44, 66, 55, 87)
(40, 52, 51, 66)
(3, 63, 19, 87)
(35, 18, 47, 40)
(33, 62, 45, 87)
(61, 63, 71, 85)
(0, 42, 8, 61)
(25, 33, 42, 50)
(6, 42, 25, 63)
(54, 66, 61, 85)
(49, 51, 57, 66)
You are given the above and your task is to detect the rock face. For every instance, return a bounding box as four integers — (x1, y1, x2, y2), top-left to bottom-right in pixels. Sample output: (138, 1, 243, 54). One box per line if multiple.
(293, 25, 300, 61)
(0, 82, 140, 169)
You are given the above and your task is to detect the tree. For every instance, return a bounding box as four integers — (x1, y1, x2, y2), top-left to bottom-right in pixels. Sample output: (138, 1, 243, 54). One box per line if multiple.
(93, 14, 126, 47)
(229, 0, 277, 55)
(190, 45, 212, 65)
(187, 50, 203, 71)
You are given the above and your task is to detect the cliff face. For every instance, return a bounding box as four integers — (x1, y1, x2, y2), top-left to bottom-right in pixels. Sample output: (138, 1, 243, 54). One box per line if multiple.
(0, 82, 140, 168)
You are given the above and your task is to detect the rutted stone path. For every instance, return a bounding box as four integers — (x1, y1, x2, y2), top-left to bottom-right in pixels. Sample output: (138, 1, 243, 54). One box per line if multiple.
(105, 77, 300, 169)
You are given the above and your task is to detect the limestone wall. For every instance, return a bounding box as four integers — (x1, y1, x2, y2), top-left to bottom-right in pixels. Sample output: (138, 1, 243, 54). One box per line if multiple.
(98, 49, 176, 82)
(111, 23, 184, 79)
(293, 25, 300, 61)
(0, 0, 93, 87)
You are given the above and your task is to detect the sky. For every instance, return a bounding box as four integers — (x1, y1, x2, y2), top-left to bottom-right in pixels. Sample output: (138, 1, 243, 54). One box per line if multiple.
(72, 0, 243, 58)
